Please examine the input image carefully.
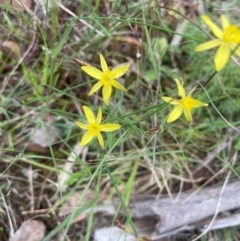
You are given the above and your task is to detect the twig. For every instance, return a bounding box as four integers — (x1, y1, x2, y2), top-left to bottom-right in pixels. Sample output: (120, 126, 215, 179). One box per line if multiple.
(54, 1, 105, 36)
(57, 144, 87, 191)
(28, 165, 34, 212)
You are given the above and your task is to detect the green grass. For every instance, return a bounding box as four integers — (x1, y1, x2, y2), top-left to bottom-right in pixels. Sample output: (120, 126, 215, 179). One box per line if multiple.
(1, 0, 240, 240)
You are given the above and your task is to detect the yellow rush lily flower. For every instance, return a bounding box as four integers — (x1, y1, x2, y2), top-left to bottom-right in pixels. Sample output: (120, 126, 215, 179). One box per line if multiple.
(195, 14, 240, 71)
(161, 79, 208, 123)
(81, 54, 129, 105)
(75, 106, 121, 149)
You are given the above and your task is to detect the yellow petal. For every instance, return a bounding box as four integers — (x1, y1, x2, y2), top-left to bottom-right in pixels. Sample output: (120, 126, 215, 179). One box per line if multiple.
(81, 66, 103, 79)
(111, 65, 130, 78)
(96, 107, 102, 124)
(186, 97, 208, 108)
(89, 81, 103, 96)
(221, 14, 230, 30)
(100, 54, 109, 72)
(214, 43, 231, 71)
(175, 78, 185, 98)
(167, 105, 183, 123)
(183, 109, 192, 122)
(102, 85, 112, 105)
(100, 123, 121, 132)
(83, 106, 96, 124)
(75, 121, 89, 130)
(80, 132, 94, 146)
(201, 15, 223, 39)
(112, 80, 127, 91)
(96, 133, 104, 149)
(195, 39, 222, 52)
(161, 96, 181, 105)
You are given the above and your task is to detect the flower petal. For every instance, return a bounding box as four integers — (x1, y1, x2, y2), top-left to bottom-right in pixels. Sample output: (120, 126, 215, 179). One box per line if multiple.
(75, 121, 89, 130)
(201, 15, 223, 38)
(186, 96, 208, 108)
(100, 54, 109, 72)
(221, 14, 230, 30)
(112, 80, 127, 91)
(83, 106, 96, 124)
(214, 43, 231, 71)
(111, 65, 130, 78)
(80, 132, 94, 146)
(102, 85, 112, 105)
(96, 133, 104, 149)
(96, 107, 102, 124)
(175, 78, 185, 98)
(161, 96, 181, 105)
(195, 39, 222, 52)
(100, 123, 121, 132)
(167, 105, 183, 123)
(89, 81, 103, 96)
(183, 109, 192, 122)
(81, 66, 103, 79)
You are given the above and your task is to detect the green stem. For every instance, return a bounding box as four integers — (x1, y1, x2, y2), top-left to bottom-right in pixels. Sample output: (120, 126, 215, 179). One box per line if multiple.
(202, 70, 217, 87)
(103, 157, 138, 236)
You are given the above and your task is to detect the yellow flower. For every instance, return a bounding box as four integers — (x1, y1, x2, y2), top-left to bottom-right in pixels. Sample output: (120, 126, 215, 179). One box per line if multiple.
(161, 79, 208, 123)
(195, 15, 240, 71)
(75, 106, 121, 149)
(81, 54, 129, 105)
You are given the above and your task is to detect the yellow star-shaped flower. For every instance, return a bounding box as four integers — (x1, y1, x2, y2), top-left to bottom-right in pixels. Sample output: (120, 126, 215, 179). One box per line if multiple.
(75, 106, 121, 149)
(195, 14, 240, 71)
(161, 79, 208, 123)
(81, 54, 129, 105)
